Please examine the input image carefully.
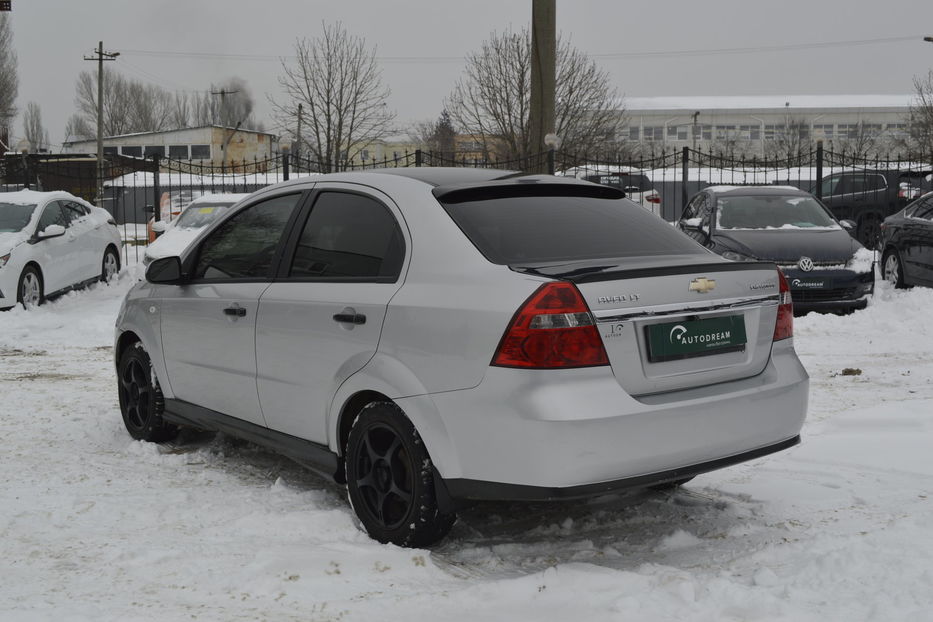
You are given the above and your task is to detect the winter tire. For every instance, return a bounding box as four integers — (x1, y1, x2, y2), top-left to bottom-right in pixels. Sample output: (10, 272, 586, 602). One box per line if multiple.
(17, 265, 44, 309)
(345, 402, 455, 547)
(101, 247, 120, 282)
(117, 342, 178, 442)
(882, 249, 907, 289)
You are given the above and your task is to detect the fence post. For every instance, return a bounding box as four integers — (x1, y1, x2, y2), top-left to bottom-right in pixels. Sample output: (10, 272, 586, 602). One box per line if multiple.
(681, 146, 689, 210)
(282, 151, 290, 182)
(152, 154, 161, 223)
(415, 149, 423, 167)
(815, 141, 823, 200)
(547, 148, 555, 175)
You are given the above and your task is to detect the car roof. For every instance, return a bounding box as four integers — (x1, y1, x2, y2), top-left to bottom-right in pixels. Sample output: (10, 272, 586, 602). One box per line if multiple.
(704, 185, 810, 197)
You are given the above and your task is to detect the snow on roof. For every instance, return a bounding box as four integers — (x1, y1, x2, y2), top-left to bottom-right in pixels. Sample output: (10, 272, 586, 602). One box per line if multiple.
(624, 94, 915, 112)
(0, 189, 77, 205)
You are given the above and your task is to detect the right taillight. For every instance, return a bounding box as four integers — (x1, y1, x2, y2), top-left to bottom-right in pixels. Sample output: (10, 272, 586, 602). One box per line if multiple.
(773, 269, 793, 341)
(492, 282, 609, 369)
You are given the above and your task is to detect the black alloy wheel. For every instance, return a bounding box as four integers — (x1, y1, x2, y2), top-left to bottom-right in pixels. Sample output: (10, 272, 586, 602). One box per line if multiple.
(882, 249, 908, 289)
(345, 402, 455, 547)
(117, 342, 177, 442)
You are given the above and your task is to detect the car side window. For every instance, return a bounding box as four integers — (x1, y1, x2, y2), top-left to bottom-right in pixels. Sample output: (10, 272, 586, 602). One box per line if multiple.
(682, 195, 703, 220)
(62, 202, 89, 223)
(697, 195, 712, 226)
(865, 175, 886, 192)
(287, 191, 404, 280)
(36, 202, 67, 233)
(912, 197, 933, 221)
(821, 176, 843, 196)
(193, 193, 301, 280)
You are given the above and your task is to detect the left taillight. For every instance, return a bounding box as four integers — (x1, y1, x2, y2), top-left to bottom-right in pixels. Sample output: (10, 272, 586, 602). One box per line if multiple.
(773, 269, 793, 341)
(492, 282, 609, 369)
(646, 194, 661, 204)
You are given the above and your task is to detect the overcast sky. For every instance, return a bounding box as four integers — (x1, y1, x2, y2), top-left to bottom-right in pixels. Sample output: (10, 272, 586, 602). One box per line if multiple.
(6, 0, 933, 148)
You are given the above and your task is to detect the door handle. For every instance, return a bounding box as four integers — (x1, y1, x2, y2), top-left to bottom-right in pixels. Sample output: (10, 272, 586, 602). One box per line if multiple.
(223, 305, 247, 317)
(333, 313, 366, 325)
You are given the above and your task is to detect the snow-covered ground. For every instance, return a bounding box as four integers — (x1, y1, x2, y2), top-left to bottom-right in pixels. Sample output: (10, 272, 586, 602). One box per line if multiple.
(2, 262, 932, 622)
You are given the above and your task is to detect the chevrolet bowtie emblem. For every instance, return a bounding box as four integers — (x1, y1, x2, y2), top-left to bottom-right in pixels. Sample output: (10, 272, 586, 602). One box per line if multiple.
(689, 277, 716, 293)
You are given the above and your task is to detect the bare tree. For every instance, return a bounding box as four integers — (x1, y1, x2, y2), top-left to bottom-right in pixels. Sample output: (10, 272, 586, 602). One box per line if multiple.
(446, 29, 622, 160)
(907, 71, 933, 156)
(409, 109, 457, 156)
(763, 115, 813, 161)
(0, 14, 18, 149)
(832, 121, 883, 160)
(22, 102, 49, 153)
(271, 22, 396, 172)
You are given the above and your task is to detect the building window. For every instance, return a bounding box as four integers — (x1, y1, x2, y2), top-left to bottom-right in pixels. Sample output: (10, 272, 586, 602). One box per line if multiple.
(629, 126, 640, 141)
(739, 125, 760, 140)
(863, 124, 882, 137)
(191, 145, 211, 160)
(715, 125, 736, 140)
(144, 146, 165, 158)
(120, 146, 142, 157)
(764, 125, 785, 140)
(361, 149, 370, 161)
(169, 145, 189, 159)
(838, 124, 860, 139)
(667, 125, 688, 140)
(813, 124, 834, 139)
(103, 146, 118, 156)
(643, 126, 664, 141)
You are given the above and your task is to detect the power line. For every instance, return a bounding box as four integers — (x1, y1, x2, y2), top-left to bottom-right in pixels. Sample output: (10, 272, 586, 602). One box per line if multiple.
(117, 34, 927, 64)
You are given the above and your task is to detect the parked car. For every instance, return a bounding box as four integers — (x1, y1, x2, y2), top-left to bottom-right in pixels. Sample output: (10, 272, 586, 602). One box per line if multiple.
(1, 190, 122, 310)
(115, 169, 808, 547)
(678, 186, 874, 314)
(144, 193, 250, 266)
(814, 169, 932, 248)
(564, 167, 662, 215)
(879, 191, 933, 288)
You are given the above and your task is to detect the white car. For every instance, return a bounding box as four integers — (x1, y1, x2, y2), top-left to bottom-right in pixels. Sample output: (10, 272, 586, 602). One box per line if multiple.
(0, 190, 122, 310)
(144, 194, 250, 266)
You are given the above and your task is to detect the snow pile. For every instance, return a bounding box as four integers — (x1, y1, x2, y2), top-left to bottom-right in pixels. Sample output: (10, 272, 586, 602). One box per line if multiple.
(1, 265, 932, 620)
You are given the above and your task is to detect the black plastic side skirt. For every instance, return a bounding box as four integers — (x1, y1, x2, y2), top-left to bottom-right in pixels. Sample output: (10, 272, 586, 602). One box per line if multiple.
(444, 435, 801, 503)
(162, 399, 340, 482)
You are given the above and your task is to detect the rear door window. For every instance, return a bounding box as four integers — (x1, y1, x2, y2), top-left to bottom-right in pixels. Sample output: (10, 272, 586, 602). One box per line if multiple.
(287, 192, 404, 280)
(440, 191, 703, 265)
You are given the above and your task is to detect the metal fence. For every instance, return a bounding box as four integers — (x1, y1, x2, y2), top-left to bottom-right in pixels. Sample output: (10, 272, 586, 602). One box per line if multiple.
(3, 146, 930, 263)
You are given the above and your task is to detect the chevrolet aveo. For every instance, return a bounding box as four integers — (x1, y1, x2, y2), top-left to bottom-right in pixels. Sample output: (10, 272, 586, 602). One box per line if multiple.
(114, 169, 809, 546)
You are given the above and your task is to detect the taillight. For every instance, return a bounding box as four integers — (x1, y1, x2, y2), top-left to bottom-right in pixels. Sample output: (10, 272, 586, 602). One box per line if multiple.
(647, 194, 661, 204)
(773, 270, 793, 341)
(492, 282, 609, 368)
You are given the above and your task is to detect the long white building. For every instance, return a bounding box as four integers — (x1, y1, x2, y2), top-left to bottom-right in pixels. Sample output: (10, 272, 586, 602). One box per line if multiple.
(622, 95, 914, 155)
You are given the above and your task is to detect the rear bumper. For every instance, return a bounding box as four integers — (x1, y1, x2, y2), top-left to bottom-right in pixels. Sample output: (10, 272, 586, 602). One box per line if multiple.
(444, 435, 800, 502)
(401, 339, 808, 496)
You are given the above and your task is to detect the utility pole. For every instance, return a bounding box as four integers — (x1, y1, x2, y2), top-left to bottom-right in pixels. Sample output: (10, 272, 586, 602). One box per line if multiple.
(210, 87, 240, 127)
(296, 102, 302, 172)
(529, 0, 556, 173)
(83, 41, 118, 204)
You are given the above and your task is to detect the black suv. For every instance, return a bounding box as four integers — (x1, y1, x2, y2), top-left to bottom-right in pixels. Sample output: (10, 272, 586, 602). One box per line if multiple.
(815, 170, 932, 248)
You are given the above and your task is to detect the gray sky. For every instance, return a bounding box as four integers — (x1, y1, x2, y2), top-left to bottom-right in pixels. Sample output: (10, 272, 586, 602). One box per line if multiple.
(6, 0, 933, 148)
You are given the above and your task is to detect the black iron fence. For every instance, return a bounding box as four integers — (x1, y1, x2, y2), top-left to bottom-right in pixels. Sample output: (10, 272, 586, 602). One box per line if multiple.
(3, 146, 930, 262)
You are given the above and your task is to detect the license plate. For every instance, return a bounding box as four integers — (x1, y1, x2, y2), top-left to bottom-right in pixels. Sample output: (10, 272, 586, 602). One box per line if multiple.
(647, 315, 747, 362)
(789, 277, 832, 289)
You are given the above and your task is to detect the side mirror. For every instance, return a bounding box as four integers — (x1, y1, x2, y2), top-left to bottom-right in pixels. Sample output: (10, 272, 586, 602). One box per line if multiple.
(145, 256, 186, 284)
(839, 219, 856, 231)
(151, 220, 168, 234)
(36, 224, 66, 240)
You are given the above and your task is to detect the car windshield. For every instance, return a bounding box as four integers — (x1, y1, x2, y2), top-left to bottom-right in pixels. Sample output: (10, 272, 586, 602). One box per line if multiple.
(173, 202, 233, 229)
(0, 203, 37, 232)
(716, 195, 838, 230)
(440, 192, 703, 265)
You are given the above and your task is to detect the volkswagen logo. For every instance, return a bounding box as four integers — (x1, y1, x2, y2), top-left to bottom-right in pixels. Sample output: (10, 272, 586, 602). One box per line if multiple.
(797, 256, 815, 272)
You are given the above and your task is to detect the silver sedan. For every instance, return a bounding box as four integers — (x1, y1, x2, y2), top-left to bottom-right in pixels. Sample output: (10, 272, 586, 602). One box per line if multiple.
(114, 169, 808, 547)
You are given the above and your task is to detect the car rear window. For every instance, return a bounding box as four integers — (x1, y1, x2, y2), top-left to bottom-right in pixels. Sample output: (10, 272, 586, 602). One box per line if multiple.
(439, 193, 704, 265)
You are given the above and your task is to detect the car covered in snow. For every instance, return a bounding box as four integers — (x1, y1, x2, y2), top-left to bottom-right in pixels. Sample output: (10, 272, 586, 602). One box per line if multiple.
(115, 169, 809, 547)
(1, 190, 122, 310)
(144, 193, 250, 266)
(679, 186, 875, 314)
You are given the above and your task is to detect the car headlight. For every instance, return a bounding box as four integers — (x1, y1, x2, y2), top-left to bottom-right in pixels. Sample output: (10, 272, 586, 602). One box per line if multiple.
(0, 252, 11, 269)
(721, 249, 756, 262)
